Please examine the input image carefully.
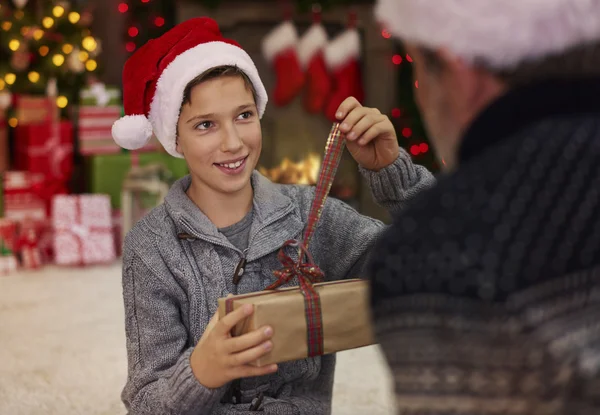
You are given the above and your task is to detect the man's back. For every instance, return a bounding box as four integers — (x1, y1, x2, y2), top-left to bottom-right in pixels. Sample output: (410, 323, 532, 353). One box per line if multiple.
(370, 78, 600, 414)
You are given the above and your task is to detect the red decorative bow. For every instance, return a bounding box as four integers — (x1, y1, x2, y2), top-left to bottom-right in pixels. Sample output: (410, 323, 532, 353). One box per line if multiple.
(265, 240, 324, 290)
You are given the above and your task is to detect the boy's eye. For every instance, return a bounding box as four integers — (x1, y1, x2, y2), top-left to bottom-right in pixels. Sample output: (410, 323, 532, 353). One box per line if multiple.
(237, 111, 253, 120)
(195, 121, 213, 130)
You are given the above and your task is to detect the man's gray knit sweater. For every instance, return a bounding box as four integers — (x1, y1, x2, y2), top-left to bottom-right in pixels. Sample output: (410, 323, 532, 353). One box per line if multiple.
(121, 150, 435, 415)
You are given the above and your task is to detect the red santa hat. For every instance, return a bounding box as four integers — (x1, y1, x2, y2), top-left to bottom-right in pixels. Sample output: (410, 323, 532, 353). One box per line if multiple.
(375, 0, 600, 70)
(112, 17, 268, 158)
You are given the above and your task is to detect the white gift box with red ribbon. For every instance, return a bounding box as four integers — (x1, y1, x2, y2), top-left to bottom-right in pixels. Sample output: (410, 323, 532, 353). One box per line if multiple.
(52, 194, 117, 266)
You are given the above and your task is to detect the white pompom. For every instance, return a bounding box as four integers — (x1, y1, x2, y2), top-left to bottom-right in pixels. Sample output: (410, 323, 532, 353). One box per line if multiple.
(112, 115, 153, 150)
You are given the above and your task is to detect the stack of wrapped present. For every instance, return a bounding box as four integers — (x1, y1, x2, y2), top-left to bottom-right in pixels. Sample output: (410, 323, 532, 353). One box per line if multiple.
(0, 79, 190, 275)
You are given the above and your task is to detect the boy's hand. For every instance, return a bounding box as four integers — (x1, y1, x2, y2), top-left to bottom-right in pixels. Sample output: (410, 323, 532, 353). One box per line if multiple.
(336, 97, 400, 171)
(190, 304, 277, 389)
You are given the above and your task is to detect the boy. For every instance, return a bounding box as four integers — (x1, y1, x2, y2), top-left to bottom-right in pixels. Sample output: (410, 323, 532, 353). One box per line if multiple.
(113, 17, 434, 414)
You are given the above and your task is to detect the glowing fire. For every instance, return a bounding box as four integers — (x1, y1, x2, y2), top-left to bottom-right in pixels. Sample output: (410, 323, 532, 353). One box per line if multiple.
(259, 153, 321, 185)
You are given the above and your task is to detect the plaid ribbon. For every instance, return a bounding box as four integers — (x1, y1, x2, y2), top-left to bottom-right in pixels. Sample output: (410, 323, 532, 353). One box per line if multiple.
(266, 123, 345, 357)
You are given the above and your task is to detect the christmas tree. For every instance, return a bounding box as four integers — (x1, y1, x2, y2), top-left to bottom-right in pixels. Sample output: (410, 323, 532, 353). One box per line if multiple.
(391, 41, 439, 173)
(0, 0, 101, 118)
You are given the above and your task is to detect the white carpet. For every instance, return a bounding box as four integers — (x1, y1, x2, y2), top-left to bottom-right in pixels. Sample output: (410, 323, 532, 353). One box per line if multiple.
(0, 263, 394, 415)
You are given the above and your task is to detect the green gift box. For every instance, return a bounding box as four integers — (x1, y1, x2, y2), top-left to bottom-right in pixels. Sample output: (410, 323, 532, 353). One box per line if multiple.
(80, 85, 122, 106)
(86, 152, 189, 209)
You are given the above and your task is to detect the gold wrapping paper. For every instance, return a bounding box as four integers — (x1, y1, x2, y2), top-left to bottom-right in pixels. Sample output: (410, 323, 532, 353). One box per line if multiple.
(217, 279, 375, 367)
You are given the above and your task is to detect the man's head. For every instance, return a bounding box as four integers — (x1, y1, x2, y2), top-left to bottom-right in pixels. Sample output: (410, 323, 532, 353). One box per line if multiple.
(376, 1, 600, 171)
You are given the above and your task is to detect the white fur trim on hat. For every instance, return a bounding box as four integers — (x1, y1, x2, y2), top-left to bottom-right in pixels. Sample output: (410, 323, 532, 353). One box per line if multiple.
(298, 24, 328, 68)
(112, 115, 153, 150)
(148, 41, 268, 158)
(262, 21, 298, 63)
(375, 0, 600, 70)
(324, 28, 360, 71)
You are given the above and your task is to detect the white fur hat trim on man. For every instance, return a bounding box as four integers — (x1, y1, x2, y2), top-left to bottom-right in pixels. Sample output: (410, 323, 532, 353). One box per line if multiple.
(375, 0, 600, 69)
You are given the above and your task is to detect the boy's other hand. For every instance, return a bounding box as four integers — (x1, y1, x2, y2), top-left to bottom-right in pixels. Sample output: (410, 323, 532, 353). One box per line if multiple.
(190, 304, 277, 389)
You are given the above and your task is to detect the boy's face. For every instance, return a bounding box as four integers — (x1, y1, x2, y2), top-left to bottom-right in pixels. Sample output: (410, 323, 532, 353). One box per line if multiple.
(176, 75, 261, 197)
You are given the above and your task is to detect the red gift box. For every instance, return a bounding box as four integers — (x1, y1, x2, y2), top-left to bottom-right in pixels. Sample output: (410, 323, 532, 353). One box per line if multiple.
(52, 194, 116, 266)
(0, 218, 18, 251)
(14, 120, 73, 179)
(2, 171, 47, 222)
(0, 115, 8, 173)
(16, 223, 42, 270)
(12, 95, 52, 125)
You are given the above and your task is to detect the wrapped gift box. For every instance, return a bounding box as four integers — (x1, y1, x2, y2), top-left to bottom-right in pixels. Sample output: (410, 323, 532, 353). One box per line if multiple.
(0, 218, 17, 251)
(0, 116, 8, 173)
(2, 171, 47, 222)
(16, 222, 42, 269)
(52, 194, 116, 266)
(218, 279, 375, 367)
(78, 84, 159, 155)
(13, 121, 73, 179)
(12, 95, 51, 125)
(78, 105, 123, 155)
(86, 152, 188, 209)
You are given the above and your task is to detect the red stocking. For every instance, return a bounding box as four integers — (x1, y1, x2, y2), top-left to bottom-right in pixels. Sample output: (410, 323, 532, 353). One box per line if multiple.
(323, 28, 364, 122)
(298, 23, 330, 114)
(262, 21, 305, 107)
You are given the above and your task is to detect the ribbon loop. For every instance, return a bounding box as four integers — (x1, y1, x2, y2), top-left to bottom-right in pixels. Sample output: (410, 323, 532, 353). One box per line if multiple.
(266, 239, 325, 291)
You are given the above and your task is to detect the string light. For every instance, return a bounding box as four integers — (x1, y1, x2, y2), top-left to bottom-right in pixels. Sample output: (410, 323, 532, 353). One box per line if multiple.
(20, 26, 29, 36)
(52, 6, 65, 18)
(415, 80, 419, 88)
(141, 0, 150, 3)
(56, 96, 68, 108)
(68, 12, 80, 24)
(8, 39, 20, 51)
(419, 143, 429, 153)
(406, 54, 413, 63)
(8, 118, 18, 128)
(14, 10, 24, 20)
(402, 127, 412, 138)
(410, 145, 420, 156)
(52, 54, 65, 66)
(85, 59, 97, 71)
(128, 26, 139, 37)
(126, 42, 136, 52)
(62, 44, 73, 54)
(4, 73, 16, 85)
(381, 29, 391, 39)
(78, 50, 89, 61)
(28, 71, 40, 83)
(154, 16, 165, 27)
(39, 46, 49, 56)
(118, 3, 128, 13)
(391, 108, 401, 118)
(2, 21, 12, 31)
(392, 54, 402, 65)
(33, 29, 44, 40)
(0, 79, 5, 90)
(82, 36, 97, 51)
(42, 17, 54, 29)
